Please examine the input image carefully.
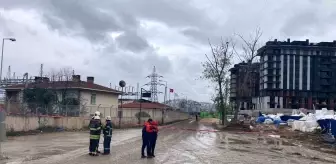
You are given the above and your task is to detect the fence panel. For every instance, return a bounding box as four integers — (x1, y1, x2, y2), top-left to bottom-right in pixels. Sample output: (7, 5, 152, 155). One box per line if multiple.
(4, 101, 85, 117)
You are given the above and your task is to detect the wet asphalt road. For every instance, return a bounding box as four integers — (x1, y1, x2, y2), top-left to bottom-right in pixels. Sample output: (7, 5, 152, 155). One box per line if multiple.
(2, 119, 336, 164)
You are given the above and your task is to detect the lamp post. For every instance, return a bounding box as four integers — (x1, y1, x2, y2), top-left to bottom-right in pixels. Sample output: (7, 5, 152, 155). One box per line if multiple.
(0, 38, 16, 86)
(139, 88, 151, 124)
(180, 93, 188, 113)
(159, 80, 167, 104)
(119, 80, 126, 128)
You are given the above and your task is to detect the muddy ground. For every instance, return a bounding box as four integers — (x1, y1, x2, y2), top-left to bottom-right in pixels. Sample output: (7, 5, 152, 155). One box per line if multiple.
(1, 119, 336, 164)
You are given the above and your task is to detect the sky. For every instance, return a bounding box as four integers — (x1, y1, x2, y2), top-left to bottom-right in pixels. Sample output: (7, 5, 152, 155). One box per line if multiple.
(1, 0, 336, 103)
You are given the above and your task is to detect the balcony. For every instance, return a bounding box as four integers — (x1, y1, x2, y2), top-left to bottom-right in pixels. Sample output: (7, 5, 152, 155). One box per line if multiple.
(266, 81, 280, 84)
(321, 79, 331, 86)
(320, 66, 331, 71)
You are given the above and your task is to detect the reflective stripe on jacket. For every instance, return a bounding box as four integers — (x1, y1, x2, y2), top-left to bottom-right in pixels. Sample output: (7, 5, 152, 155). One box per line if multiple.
(103, 121, 113, 137)
(89, 119, 101, 140)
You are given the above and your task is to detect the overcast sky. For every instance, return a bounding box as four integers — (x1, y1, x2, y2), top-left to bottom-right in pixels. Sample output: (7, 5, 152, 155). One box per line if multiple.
(0, 0, 336, 103)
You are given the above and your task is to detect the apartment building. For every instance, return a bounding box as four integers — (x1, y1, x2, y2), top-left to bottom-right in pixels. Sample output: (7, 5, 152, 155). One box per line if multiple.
(257, 39, 336, 110)
(229, 62, 260, 110)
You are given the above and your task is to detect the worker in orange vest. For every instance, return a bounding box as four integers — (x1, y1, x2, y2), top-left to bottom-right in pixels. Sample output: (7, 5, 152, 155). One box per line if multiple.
(141, 119, 153, 158)
(150, 121, 159, 157)
(145, 119, 155, 158)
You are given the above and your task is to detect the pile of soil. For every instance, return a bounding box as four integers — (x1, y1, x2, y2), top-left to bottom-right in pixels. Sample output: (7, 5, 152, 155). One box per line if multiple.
(221, 123, 252, 132)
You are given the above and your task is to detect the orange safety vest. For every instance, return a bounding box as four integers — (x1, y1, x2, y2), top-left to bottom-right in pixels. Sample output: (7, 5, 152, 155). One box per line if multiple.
(151, 121, 159, 132)
(145, 122, 154, 133)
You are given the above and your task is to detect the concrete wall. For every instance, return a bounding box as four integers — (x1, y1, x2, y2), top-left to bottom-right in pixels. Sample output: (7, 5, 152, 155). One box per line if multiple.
(119, 108, 163, 118)
(5, 116, 86, 132)
(5, 110, 189, 132)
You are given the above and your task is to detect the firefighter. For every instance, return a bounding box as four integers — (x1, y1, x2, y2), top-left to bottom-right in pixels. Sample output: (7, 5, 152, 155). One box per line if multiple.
(103, 116, 113, 155)
(150, 120, 159, 157)
(94, 111, 102, 154)
(89, 115, 101, 156)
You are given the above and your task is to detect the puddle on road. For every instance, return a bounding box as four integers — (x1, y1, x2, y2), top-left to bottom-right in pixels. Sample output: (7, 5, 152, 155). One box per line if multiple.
(220, 138, 252, 145)
(289, 152, 333, 163)
(21, 149, 65, 162)
(229, 148, 251, 153)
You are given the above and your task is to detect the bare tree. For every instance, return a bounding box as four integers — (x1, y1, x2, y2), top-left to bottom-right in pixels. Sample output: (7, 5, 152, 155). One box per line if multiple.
(235, 28, 262, 63)
(47, 67, 74, 81)
(202, 38, 234, 125)
(232, 28, 262, 121)
(47, 67, 78, 116)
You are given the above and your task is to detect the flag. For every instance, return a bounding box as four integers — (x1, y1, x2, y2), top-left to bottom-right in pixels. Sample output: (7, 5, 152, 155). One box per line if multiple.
(169, 88, 174, 93)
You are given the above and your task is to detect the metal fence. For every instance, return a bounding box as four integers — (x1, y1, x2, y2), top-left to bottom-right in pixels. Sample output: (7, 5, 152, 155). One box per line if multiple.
(3, 100, 190, 130)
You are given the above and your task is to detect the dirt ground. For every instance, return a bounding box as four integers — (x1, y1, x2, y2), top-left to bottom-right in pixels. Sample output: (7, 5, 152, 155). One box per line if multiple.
(1, 119, 336, 164)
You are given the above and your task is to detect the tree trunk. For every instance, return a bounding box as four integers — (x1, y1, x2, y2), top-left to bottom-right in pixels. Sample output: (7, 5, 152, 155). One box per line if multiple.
(233, 99, 240, 122)
(218, 80, 226, 125)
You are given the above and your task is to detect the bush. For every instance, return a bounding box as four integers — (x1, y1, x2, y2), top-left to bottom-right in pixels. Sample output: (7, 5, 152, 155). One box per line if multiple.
(135, 111, 151, 119)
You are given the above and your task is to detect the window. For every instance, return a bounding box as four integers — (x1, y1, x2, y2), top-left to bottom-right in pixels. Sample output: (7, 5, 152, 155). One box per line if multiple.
(91, 93, 96, 105)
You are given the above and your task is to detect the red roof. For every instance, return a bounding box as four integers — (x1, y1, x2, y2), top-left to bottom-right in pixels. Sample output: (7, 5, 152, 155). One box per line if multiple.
(4, 81, 121, 94)
(119, 102, 171, 109)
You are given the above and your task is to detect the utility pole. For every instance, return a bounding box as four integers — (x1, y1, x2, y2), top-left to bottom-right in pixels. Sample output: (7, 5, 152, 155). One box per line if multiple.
(40, 64, 43, 77)
(118, 80, 126, 128)
(159, 80, 167, 104)
(0, 38, 16, 86)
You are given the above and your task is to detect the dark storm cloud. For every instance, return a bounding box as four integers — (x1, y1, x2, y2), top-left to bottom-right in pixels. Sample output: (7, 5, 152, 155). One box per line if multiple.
(116, 32, 150, 53)
(102, 49, 172, 81)
(2, 0, 336, 102)
(0, 0, 149, 52)
(0, 0, 216, 50)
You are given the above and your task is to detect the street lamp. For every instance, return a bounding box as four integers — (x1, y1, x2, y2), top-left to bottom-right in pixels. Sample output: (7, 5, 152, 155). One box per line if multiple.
(180, 93, 188, 113)
(159, 80, 167, 104)
(139, 88, 151, 124)
(118, 80, 126, 128)
(1, 38, 16, 86)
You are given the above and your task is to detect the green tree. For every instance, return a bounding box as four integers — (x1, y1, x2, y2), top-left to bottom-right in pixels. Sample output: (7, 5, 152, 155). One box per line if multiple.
(202, 39, 233, 125)
(23, 87, 56, 114)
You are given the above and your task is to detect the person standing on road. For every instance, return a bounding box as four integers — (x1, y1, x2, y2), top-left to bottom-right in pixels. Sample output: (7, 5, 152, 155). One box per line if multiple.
(89, 115, 101, 156)
(93, 111, 103, 154)
(103, 116, 113, 155)
(141, 119, 153, 158)
(150, 120, 159, 157)
(145, 119, 154, 158)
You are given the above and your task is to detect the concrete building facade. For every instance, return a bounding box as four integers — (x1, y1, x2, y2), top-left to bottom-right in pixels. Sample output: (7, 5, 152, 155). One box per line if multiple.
(230, 62, 260, 110)
(4, 75, 121, 115)
(257, 39, 336, 110)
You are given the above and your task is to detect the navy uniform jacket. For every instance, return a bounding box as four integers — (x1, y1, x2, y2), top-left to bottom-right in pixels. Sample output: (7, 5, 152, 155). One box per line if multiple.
(103, 121, 113, 137)
(89, 119, 101, 140)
